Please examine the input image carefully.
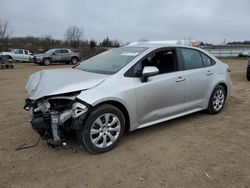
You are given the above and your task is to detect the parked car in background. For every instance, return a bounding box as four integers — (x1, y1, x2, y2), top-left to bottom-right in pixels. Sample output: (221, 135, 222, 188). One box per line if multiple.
(239, 52, 250, 57)
(247, 59, 250, 81)
(33, 48, 81, 65)
(0, 49, 33, 62)
(24, 41, 232, 153)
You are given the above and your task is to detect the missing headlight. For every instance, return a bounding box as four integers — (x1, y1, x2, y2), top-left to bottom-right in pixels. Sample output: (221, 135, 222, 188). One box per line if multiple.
(72, 102, 88, 118)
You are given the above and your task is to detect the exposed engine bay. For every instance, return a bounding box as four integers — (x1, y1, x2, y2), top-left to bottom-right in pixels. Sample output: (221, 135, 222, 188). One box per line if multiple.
(24, 92, 90, 145)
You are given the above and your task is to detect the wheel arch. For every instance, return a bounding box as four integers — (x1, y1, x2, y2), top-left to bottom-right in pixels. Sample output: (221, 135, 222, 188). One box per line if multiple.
(42, 57, 52, 65)
(217, 82, 228, 98)
(206, 81, 229, 109)
(7, 55, 13, 59)
(71, 56, 79, 61)
(90, 100, 131, 132)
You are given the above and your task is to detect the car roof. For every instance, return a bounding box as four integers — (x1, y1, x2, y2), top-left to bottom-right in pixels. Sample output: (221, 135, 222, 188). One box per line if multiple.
(12, 49, 27, 50)
(51, 48, 70, 50)
(126, 40, 200, 51)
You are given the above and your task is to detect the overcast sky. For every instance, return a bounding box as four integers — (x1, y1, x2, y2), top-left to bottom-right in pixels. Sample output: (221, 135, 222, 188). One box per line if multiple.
(0, 0, 249, 44)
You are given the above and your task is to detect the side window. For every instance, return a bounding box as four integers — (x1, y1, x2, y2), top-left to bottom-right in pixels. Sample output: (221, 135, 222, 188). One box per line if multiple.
(61, 49, 69, 53)
(54, 50, 61, 54)
(200, 53, 216, 67)
(211, 59, 216, 65)
(18, 50, 24, 54)
(125, 49, 177, 77)
(24, 50, 29, 55)
(179, 48, 203, 70)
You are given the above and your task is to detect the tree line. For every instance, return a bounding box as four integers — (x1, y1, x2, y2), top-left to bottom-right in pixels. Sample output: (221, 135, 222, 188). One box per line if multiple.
(0, 20, 122, 58)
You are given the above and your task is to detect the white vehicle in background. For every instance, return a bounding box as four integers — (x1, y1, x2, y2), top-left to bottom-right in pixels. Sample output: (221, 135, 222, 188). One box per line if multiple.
(0, 49, 33, 62)
(239, 52, 250, 58)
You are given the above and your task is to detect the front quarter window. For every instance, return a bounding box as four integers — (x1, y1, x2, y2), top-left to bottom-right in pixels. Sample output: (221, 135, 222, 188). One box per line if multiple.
(75, 47, 148, 75)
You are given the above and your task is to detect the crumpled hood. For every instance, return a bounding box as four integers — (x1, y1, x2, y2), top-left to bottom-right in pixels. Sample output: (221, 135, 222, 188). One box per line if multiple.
(25, 68, 108, 100)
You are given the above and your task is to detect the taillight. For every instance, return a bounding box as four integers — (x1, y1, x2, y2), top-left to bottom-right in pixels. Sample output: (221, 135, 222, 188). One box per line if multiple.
(227, 67, 231, 73)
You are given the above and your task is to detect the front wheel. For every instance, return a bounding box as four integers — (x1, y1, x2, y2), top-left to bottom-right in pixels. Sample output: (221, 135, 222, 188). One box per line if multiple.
(80, 104, 125, 154)
(207, 85, 226, 114)
(43, 58, 51, 66)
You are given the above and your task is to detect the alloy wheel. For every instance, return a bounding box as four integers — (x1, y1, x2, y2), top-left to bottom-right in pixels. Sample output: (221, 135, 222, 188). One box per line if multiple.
(90, 113, 121, 148)
(212, 89, 225, 111)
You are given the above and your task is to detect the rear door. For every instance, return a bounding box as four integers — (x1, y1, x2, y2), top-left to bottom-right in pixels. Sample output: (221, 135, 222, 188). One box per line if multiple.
(177, 48, 215, 110)
(23, 50, 30, 61)
(60, 49, 71, 62)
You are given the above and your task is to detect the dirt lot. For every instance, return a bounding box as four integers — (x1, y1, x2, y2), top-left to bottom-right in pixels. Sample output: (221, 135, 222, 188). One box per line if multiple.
(0, 59, 250, 188)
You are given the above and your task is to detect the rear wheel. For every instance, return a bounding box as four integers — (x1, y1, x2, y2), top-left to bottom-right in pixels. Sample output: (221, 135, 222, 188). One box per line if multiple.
(43, 58, 51, 66)
(207, 85, 226, 114)
(80, 104, 125, 154)
(71, 57, 78, 65)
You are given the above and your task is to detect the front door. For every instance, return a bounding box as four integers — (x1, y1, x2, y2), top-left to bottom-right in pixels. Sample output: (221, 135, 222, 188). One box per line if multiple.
(52, 49, 62, 62)
(134, 72, 186, 124)
(13, 49, 24, 61)
(133, 48, 186, 124)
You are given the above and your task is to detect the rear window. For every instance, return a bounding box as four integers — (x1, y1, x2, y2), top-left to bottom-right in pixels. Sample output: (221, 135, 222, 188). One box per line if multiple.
(200, 53, 216, 67)
(179, 48, 203, 70)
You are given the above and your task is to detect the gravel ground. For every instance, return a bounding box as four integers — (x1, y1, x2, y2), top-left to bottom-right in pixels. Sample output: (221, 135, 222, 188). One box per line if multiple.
(0, 59, 250, 188)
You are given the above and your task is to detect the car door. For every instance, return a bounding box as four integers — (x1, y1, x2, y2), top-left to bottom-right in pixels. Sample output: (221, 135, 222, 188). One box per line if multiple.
(132, 48, 187, 125)
(52, 49, 62, 62)
(60, 49, 71, 62)
(23, 50, 30, 61)
(13, 49, 24, 61)
(177, 48, 215, 110)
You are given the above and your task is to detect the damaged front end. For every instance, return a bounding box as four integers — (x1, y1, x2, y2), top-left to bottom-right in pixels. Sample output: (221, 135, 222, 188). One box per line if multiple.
(24, 92, 90, 145)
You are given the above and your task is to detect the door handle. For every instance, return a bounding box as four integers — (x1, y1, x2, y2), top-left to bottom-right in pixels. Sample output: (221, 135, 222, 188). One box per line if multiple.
(176, 76, 186, 82)
(206, 70, 213, 76)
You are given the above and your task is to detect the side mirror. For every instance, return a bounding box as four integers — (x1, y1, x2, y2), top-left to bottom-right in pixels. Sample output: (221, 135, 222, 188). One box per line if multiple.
(52, 52, 56, 55)
(141, 66, 159, 82)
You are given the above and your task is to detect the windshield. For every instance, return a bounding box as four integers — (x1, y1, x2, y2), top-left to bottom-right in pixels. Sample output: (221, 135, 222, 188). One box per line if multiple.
(75, 47, 148, 75)
(11, 49, 19, 53)
(45, 49, 55, 54)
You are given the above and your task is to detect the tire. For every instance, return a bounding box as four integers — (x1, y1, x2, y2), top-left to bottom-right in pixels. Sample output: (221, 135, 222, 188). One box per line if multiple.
(71, 57, 78, 65)
(247, 72, 250, 81)
(207, 85, 226, 114)
(43, 58, 51, 66)
(80, 104, 125, 154)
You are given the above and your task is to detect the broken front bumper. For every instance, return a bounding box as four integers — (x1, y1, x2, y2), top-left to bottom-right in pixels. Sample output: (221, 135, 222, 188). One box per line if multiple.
(24, 98, 90, 142)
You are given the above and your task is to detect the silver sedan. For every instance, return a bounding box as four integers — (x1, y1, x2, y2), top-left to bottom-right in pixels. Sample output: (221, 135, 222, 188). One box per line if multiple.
(24, 42, 232, 153)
